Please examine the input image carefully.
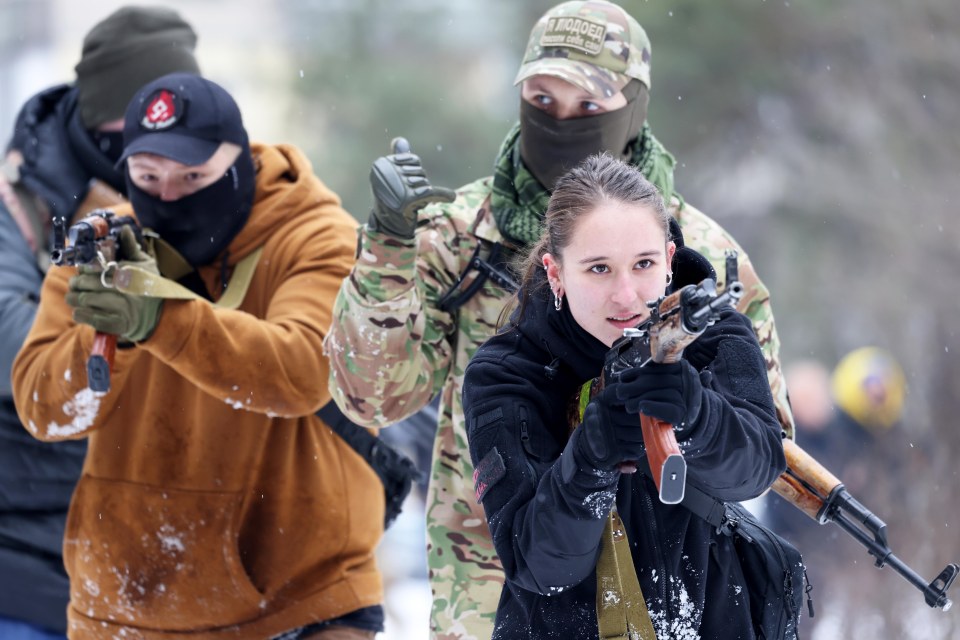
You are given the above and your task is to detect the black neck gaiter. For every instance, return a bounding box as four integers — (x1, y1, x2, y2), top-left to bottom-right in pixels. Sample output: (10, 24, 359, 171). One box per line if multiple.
(64, 99, 127, 194)
(519, 80, 649, 190)
(89, 130, 125, 166)
(126, 147, 256, 267)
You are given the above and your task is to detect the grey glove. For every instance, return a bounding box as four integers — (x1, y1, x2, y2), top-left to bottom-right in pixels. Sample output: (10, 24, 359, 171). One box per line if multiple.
(367, 137, 456, 240)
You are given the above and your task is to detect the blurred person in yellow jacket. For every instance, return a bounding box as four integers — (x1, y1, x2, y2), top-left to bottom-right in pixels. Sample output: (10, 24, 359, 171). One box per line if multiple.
(12, 73, 384, 640)
(765, 348, 909, 543)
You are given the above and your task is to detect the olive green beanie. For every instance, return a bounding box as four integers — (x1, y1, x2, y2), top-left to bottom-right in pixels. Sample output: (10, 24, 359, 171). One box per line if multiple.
(74, 5, 200, 129)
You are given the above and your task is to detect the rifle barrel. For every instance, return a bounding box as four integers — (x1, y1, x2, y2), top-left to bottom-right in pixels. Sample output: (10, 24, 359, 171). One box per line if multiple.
(830, 510, 957, 610)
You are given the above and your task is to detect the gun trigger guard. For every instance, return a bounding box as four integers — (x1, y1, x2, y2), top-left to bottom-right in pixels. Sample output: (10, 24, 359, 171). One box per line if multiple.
(100, 262, 118, 289)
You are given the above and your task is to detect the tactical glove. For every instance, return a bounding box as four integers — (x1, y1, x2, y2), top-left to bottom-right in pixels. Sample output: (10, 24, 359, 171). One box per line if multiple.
(575, 385, 647, 471)
(616, 360, 703, 430)
(66, 226, 164, 343)
(367, 137, 456, 240)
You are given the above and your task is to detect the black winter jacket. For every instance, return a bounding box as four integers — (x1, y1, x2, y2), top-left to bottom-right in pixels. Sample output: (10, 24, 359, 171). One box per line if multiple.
(0, 84, 104, 633)
(8, 84, 126, 216)
(462, 269, 785, 639)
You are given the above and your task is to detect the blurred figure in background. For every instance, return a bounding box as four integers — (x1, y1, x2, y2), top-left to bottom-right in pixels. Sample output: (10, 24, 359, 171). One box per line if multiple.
(829, 346, 909, 494)
(0, 6, 200, 639)
(324, 1, 795, 637)
(764, 347, 908, 546)
(764, 348, 911, 638)
(763, 359, 837, 547)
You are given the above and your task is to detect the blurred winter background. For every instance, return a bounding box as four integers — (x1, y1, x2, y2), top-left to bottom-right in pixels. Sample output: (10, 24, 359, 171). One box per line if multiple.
(2, 0, 958, 638)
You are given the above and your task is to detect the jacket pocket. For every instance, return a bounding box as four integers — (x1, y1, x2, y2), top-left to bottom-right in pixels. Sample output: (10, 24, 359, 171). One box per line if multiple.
(63, 475, 264, 630)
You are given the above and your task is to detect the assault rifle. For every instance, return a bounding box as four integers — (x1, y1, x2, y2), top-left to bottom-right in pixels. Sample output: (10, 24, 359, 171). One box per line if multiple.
(601, 250, 744, 504)
(51, 209, 141, 393)
(774, 440, 957, 610)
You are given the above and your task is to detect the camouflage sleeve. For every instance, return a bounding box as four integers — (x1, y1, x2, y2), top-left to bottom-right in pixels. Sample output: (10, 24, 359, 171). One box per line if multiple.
(324, 194, 475, 428)
(675, 201, 796, 439)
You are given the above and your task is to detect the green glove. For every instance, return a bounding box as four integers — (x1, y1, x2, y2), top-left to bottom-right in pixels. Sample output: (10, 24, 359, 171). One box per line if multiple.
(65, 225, 164, 343)
(367, 137, 457, 240)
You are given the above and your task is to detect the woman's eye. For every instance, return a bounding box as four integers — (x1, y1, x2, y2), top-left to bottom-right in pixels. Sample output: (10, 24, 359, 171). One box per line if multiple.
(635, 259, 654, 270)
(185, 172, 203, 182)
(589, 264, 609, 274)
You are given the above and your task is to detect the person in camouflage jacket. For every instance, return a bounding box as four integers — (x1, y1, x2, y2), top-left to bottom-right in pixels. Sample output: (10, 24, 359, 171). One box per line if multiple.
(324, 2, 795, 638)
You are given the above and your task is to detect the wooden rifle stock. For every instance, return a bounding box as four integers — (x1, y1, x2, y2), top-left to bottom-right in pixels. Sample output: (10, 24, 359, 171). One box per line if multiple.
(774, 438, 958, 610)
(639, 414, 685, 503)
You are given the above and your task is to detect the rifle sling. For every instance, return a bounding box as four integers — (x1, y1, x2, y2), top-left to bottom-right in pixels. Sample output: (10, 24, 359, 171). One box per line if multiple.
(577, 381, 658, 640)
(111, 247, 263, 310)
(633, 455, 729, 531)
(437, 196, 519, 313)
(315, 399, 420, 528)
(597, 509, 658, 640)
(316, 400, 381, 466)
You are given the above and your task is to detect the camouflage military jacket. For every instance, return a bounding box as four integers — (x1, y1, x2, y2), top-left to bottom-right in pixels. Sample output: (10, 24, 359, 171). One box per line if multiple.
(325, 176, 793, 640)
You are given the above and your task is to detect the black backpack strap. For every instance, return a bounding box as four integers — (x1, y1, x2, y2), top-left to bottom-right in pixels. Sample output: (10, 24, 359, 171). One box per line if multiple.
(317, 400, 423, 528)
(635, 456, 729, 530)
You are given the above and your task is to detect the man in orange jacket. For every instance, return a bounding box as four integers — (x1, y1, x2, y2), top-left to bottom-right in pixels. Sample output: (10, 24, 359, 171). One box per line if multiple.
(13, 73, 384, 640)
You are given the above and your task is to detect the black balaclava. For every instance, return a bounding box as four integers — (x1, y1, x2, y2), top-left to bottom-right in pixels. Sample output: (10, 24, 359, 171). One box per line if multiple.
(89, 129, 125, 166)
(125, 143, 255, 268)
(519, 80, 649, 190)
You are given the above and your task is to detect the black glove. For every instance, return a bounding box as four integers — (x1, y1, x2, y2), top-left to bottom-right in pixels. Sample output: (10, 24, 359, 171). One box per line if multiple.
(575, 385, 646, 470)
(367, 137, 456, 240)
(616, 360, 703, 429)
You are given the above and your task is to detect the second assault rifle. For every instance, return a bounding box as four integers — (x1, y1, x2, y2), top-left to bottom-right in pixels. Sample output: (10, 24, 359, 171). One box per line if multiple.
(51, 209, 141, 394)
(592, 250, 958, 610)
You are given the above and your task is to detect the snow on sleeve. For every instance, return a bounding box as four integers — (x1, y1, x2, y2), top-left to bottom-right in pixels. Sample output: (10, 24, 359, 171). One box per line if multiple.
(45, 388, 105, 438)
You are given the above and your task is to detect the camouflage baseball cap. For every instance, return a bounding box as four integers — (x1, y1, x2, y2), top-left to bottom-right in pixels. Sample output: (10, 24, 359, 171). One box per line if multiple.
(514, 0, 652, 98)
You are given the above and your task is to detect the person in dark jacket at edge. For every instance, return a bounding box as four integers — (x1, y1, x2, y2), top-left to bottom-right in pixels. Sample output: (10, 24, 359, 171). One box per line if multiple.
(0, 7, 200, 639)
(13, 71, 383, 640)
(462, 154, 786, 639)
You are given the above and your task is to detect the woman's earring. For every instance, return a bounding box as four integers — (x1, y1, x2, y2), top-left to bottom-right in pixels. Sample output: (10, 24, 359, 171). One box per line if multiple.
(554, 290, 563, 311)
(666, 273, 673, 285)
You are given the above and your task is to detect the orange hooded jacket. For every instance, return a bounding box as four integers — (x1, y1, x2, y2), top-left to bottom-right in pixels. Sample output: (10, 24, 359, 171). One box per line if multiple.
(12, 143, 384, 638)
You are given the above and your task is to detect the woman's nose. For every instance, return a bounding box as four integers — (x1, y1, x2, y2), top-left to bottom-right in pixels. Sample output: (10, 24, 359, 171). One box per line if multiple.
(610, 275, 639, 306)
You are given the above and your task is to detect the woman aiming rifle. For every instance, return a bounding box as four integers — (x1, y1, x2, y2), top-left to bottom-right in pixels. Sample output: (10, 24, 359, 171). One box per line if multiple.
(462, 154, 786, 639)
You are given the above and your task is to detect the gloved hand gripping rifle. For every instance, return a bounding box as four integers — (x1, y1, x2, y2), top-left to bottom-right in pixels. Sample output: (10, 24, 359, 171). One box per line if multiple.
(51, 209, 141, 393)
(600, 250, 744, 504)
(588, 250, 958, 609)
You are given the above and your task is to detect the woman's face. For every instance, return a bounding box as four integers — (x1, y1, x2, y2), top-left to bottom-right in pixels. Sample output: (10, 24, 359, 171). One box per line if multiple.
(543, 200, 675, 347)
(521, 74, 628, 120)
